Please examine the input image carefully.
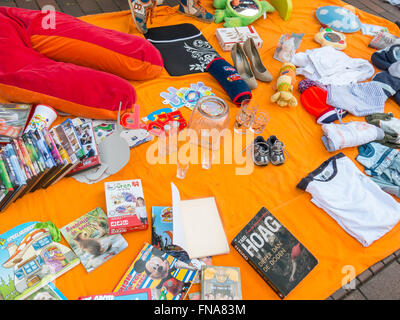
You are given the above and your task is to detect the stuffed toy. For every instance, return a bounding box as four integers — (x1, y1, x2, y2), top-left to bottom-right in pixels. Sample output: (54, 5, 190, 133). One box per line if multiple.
(213, 0, 275, 27)
(270, 63, 298, 107)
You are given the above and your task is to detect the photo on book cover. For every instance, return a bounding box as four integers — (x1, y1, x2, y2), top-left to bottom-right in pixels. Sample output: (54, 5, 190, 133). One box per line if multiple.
(60, 207, 128, 273)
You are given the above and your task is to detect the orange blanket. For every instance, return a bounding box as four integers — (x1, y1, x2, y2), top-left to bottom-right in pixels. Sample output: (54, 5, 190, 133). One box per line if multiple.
(1, 0, 400, 300)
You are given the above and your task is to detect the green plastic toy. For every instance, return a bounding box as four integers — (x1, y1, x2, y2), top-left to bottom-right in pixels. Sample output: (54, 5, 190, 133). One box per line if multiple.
(213, 0, 275, 27)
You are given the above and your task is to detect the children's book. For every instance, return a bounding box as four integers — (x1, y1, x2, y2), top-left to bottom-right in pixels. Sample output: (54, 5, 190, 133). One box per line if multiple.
(231, 207, 318, 299)
(0, 104, 33, 144)
(151, 206, 212, 283)
(114, 242, 198, 300)
(68, 118, 100, 175)
(0, 221, 80, 300)
(60, 207, 128, 273)
(24, 282, 67, 300)
(151, 206, 173, 251)
(105, 179, 148, 234)
(78, 288, 152, 300)
(201, 266, 242, 300)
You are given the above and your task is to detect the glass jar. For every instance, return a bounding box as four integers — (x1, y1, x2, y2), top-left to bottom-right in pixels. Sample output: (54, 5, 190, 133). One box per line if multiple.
(187, 96, 230, 150)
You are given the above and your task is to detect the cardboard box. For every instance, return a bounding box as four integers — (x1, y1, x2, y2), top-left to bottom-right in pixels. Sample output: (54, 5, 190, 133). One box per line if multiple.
(216, 25, 263, 51)
(105, 179, 148, 234)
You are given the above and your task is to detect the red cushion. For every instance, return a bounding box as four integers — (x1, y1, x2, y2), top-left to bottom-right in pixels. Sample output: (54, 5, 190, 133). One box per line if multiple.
(0, 7, 163, 119)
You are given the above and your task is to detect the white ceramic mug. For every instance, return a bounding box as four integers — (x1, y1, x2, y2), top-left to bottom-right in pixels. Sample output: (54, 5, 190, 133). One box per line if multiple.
(25, 104, 58, 132)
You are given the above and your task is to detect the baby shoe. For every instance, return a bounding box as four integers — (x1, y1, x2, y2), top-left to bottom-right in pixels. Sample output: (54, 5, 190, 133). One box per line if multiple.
(252, 136, 270, 166)
(267, 135, 286, 165)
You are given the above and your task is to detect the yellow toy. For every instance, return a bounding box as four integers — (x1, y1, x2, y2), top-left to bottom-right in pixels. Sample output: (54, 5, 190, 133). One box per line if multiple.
(270, 63, 297, 107)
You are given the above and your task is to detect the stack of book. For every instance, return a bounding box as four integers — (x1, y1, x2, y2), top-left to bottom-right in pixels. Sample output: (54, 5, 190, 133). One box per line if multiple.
(0, 118, 100, 212)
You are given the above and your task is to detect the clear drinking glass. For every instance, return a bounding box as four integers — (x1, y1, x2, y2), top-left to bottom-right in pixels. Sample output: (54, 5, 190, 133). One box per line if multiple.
(234, 99, 258, 134)
(176, 159, 189, 179)
(250, 111, 270, 134)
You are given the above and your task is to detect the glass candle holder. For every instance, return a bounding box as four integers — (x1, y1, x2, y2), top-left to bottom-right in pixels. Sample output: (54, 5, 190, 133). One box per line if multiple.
(234, 99, 258, 134)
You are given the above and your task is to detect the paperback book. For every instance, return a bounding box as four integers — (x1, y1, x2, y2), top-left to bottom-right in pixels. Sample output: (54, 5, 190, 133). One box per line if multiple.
(0, 221, 80, 300)
(114, 242, 198, 300)
(24, 282, 67, 300)
(151, 206, 212, 283)
(231, 207, 318, 299)
(60, 207, 128, 273)
(78, 288, 152, 300)
(201, 266, 242, 300)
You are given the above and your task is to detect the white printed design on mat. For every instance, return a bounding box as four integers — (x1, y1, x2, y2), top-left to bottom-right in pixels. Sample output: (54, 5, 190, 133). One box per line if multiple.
(184, 40, 218, 72)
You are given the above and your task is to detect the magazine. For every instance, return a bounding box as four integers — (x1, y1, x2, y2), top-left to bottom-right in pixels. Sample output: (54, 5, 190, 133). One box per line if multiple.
(60, 207, 128, 273)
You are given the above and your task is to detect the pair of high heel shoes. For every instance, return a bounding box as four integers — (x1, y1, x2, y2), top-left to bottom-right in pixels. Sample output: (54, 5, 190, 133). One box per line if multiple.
(231, 38, 273, 90)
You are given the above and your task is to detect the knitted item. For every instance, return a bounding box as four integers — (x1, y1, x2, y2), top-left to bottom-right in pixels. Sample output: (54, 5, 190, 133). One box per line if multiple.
(298, 79, 347, 124)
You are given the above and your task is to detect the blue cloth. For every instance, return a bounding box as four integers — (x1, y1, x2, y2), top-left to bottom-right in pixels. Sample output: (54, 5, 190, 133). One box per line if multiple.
(357, 142, 400, 197)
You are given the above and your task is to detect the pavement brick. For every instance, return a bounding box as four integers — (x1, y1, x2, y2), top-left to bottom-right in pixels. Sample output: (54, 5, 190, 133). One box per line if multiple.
(330, 287, 348, 300)
(343, 289, 366, 300)
(96, 0, 120, 12)
(382, 254, 397, 265)
(113, 0, 130, 10)
(36, 0, 61, 11)
(78, 0, 101, 14)
(357, 269, 373, 284)
(369, 261, 385, 274)
(0, 1, 17, 6)
(56, 0, 84, 16)
(15, 0, 40, 10)
(359, 261, 400, 300)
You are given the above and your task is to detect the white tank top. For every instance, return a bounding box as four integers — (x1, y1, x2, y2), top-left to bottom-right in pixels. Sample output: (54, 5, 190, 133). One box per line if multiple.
(297, 153, 400, 247)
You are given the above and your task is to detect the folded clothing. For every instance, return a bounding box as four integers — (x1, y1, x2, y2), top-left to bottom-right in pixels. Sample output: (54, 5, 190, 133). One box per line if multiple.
(326, 81, 389, 117)
(292, 46, 375, 86)
(371, 44, 400, 70)
(357, 142, 400, 198)
(371, 44, 400, 106)
(366, 112, 400, 148)
(297, 152, 400, 247)
(321, 121, 385, 152)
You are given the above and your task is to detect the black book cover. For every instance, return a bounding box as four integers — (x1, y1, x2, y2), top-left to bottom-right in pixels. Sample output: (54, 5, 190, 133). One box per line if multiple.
(231, 207, 318, 299)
